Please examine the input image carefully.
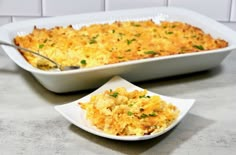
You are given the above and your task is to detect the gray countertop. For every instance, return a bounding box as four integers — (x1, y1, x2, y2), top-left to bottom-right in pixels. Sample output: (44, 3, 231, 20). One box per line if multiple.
(1, 46, 236, 154)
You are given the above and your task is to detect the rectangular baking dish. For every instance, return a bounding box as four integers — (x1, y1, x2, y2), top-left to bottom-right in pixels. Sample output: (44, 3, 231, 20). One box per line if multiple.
(0, 7, 236, 93)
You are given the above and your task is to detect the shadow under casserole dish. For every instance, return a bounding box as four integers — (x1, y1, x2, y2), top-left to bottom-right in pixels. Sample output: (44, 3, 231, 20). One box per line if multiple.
(14, 20, 228, 70)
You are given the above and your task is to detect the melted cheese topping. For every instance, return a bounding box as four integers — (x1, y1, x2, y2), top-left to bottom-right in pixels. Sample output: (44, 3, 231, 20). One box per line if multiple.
(14, 20, 228, 70)
(80, 87, 179, 136)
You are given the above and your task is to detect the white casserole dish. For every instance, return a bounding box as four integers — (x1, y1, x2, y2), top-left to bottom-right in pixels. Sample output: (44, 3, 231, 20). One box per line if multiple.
(0, 7, 236, 93)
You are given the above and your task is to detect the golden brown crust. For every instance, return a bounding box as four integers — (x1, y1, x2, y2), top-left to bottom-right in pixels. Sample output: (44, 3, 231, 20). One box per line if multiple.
(80, 87, 179, 136)
(14, 20, 228, 70)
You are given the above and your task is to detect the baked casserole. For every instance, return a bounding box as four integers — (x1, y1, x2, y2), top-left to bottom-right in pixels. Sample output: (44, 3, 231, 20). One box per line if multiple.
(79, 87, 179, 136)
(14, 20, 228, 70)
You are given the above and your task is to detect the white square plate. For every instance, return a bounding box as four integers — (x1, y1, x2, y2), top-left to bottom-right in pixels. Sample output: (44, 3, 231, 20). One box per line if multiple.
(55, 76, 195, 141)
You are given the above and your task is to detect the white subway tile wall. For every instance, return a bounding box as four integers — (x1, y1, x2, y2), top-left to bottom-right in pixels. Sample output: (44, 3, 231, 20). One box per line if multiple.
(42, 0, 105, 16)
(0, 0, 41, 16)
(105, 0, 167, 10)
(168, 0, 231, 21)
(0, 0, 235, 28)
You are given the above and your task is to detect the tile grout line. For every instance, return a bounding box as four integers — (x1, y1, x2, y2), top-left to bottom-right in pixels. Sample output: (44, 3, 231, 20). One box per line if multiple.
(41, 0, 44, 17)
(229, 0, 233, 22)
(104, 0, 107, 11)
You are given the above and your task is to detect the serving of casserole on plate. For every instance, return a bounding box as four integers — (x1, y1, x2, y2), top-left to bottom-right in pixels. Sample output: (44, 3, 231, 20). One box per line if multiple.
(55, 76, 195, 141)
(0, 7, 236, 93)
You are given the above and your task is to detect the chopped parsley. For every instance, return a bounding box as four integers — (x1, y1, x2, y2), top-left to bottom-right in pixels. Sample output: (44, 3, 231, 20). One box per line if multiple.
(117, 56, 124, 59)
(128, 104, 133, 107)
(140, 112, 157, 118)
(89, 34, 99, 44)
(89, 39, 97, 44)
(193, 45, 204, 50)
(110, 92, 119, 98)
(140, 108, 144, 112)
(80, 59, 87, 65)
(166, 31, 173, 35)
(127, 38, 136, 45)
(144, 51, 157, 55)
(139, 95, 151, 98)
(127, 111, 133, 116)
(38, 44, 44, 49)
(119, 33, 124, 37)
(149, 112, 157, 117)
(140, 113, 148, 119)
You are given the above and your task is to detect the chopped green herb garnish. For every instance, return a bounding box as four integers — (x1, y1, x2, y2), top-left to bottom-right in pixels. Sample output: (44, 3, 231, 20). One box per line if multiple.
(127, 38, 136, 45)
(89, 34, 99, 44)
(117, 56, 124, 59)
(140, 108, 144, 112)
(166, 31, 173, 35)
(140, 113, 148, 119)
(171, 25, 176, 28)
(119, 33, 124, 36)
(128, 104, 133, 107)
(38, 44, 44, 49)
(110, 92, 119, 98)
(109, 48, 115, 52)
(139, 95, 145, 98)
(127, 111, 133, 116)
(89, 39, 97, 44)
(126, 49, 131, 52)
(149, 112, 157, 117)
(193, 45, 204, 50)
(139, 95, 151, 98)
(112, 29, 115, 33)
(80, 59, 87, 65)
(127, 40, 132, 45)
(144, 51, 157, 55)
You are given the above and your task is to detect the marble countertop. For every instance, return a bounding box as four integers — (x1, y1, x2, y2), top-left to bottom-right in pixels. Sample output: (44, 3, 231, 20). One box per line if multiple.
(0, 45, 236, 154)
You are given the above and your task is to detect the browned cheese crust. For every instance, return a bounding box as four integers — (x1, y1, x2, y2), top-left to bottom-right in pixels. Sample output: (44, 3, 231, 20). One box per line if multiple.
(14, 20, 228, 70)
(80, 87, 180, 136)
